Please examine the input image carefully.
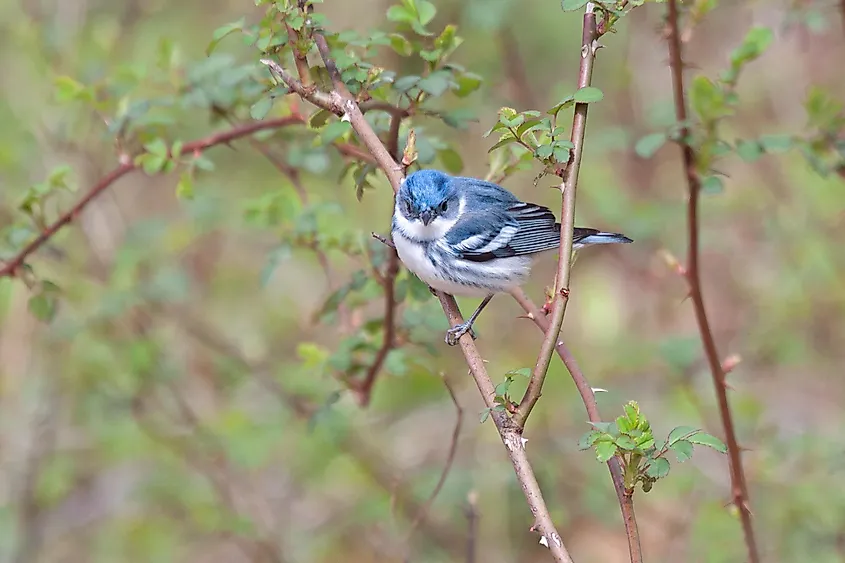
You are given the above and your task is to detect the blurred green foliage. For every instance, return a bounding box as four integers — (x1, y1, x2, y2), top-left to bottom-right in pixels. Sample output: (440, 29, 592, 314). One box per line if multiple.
(1, 0, 845, 562)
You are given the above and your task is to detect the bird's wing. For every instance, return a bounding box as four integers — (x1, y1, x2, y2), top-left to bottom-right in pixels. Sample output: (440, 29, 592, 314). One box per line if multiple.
(447, 202, 562, 262)
(445, 211, 520, 262)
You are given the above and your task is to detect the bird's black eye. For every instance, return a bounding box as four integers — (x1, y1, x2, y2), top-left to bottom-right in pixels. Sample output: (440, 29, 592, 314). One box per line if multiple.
(402, 199, 412, 215)
(439, 201, 448, 213)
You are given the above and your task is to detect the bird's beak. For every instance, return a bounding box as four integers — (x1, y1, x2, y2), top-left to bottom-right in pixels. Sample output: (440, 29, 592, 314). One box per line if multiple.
(420, 209, 433, 226)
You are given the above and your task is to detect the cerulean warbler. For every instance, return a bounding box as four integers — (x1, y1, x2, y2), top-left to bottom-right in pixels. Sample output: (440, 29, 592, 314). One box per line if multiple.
(391, 169, 632, 345)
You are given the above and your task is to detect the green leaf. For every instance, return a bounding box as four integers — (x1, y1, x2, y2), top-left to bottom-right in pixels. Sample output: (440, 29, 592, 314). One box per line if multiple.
(387, 5, 416, 23)
(482, 122, 508, 138)
(418, 74, 450, 97)
(578, 430, 601, 450)
(144, 138, 169, 157)
(479, 408, 491, 423)
(588, 421, 615, 434)
(637, 437, 655, 450)
(701, 175, 724, 195)
(320, 121, 352, 144)
(137, 154, 167, 175)
(667, 426, 699, 445)
(438, 148, 463, 174)
(250, 96, 274, 120)
(549, 95, 575, 116)
(615, 435, 637, 451)
(646, 457, 670, 479)
(416, 0, 437, 25)
(670, 439, 694, 462)
(534, 144, 554, 160)
(552, 146, 570, 163)
(494, 378, 512, 397)
(623, 401, 641, 425)
(440, 108, 476, 129)
(176, 173, 194, 200)
(28, 291, 58, 322)
(504, 367, 531, 378)
(731, 26, 773, 67)
(207, 18, 245, 56)
(499, 114, 525, 129)
(389, 33, 413, 56)
(688, 432, 727, 453)
(595, 441, 617, 462)
(759, 134, 794, 153)
(735, 139, 762, 162)
(393, 75, 420, 92)
(561, 0, 589, 11)
(488, 136, 518, 153)
(453, 72, 482, 97)
(573, 86, 604, 103)
(690, 76, 724, 121)
(635, 132, 667, 158)
(54, 76, 90, 102)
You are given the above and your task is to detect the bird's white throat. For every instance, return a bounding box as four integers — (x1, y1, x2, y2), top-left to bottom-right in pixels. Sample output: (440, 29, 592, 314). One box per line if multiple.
(393, 197, 465, 242)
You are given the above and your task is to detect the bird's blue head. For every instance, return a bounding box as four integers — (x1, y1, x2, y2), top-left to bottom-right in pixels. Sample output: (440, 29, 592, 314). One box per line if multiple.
(396, 170, 460, 227)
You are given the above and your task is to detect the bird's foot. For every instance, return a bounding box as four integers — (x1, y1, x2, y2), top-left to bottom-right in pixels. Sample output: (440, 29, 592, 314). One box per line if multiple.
(445, 321, 477, 346)
(428, 285, 439, 297)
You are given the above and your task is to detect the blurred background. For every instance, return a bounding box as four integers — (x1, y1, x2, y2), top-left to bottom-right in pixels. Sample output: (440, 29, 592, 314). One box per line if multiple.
(2, 0, 845, 562)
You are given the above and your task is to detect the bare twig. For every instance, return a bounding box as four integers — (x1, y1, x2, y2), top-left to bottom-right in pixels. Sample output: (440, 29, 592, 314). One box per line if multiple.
(406, 374, 463, 542)
(514, 4, 598, 429)
(510, 287, 642, 563)
(665, 2, 759, 562)
(0, 115, 306, 279)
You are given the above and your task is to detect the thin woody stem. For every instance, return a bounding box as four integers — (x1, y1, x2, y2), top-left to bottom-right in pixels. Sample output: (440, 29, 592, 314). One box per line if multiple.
(665, 1, 759, 562)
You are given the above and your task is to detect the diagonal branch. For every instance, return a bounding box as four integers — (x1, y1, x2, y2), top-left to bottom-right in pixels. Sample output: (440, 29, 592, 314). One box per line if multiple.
(0, 115, 306, 279)
(514, 3, 598, 428)
(510, 287, 642, 563)
(665, 2, 759, 562)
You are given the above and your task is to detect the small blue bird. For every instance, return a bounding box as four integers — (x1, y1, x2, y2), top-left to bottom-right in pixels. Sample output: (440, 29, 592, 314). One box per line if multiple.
(391, 169, 632, 345)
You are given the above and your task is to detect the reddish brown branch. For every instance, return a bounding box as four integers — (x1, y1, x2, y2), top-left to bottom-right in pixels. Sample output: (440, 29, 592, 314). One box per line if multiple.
(0, 115, 306, 279)
(665, 2, 759, 562)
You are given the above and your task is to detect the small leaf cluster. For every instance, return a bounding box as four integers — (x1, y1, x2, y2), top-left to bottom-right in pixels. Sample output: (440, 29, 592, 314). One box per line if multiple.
(479, 368, 531, 423)
(799, 86, 845, 177)
(483, 87, 603, 181)
(18, 165, 75, 228)
(635, 26, 777, 194)
(579, 401, 727, 493)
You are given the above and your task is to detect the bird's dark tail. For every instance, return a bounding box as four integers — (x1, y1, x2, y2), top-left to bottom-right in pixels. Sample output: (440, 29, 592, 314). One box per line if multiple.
(572, 227, 633, 246)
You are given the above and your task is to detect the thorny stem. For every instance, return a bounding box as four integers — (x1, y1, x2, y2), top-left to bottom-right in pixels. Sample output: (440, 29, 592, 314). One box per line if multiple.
(514, 4, 597, 428)
(665, 2, 759, 562)
(510, 287, 642, 563)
